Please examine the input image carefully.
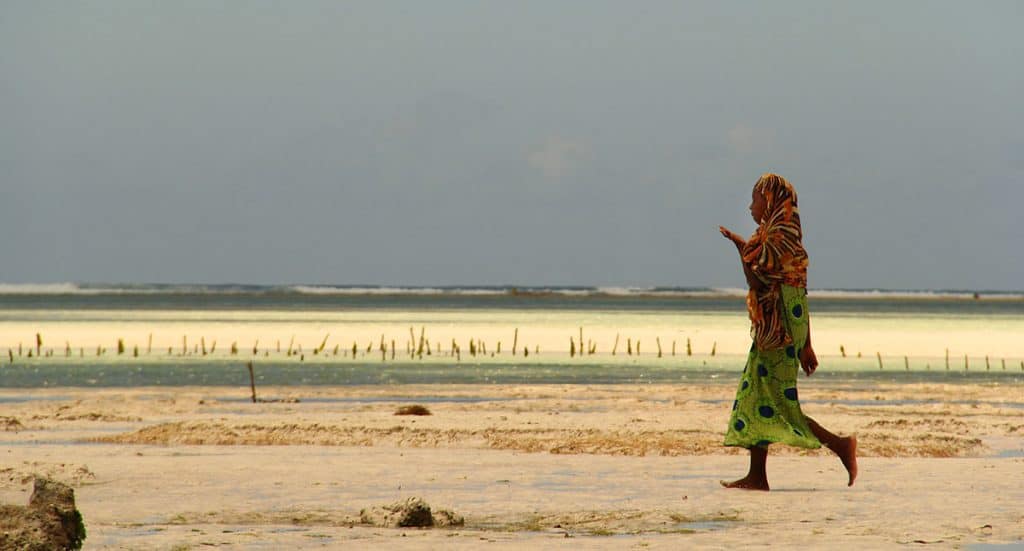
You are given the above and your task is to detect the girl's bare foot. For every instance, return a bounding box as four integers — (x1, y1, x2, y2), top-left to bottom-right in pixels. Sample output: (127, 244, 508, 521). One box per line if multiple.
(720, 476, 770, 491)
(807, 418, 858, 487)
(831, 435, 858, 486)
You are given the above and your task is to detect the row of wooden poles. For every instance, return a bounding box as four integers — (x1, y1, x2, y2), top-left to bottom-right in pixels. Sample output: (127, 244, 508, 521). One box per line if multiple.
(5, 329, 705, 362)
(6, 331, 1022, 371)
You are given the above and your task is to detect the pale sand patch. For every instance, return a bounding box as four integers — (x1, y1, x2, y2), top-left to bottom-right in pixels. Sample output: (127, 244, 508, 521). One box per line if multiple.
(2, 307, 1022, 360)
(1, 383, 1023, 548)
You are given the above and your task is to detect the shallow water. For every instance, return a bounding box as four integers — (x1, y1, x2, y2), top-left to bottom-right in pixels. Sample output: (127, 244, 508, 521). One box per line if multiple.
(0, 359, 1021, 387)
(2, 289, 1021, 388)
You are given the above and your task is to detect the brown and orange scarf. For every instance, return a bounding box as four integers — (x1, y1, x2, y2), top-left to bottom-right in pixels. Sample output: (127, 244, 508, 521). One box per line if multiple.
(742, 173, 809, 350)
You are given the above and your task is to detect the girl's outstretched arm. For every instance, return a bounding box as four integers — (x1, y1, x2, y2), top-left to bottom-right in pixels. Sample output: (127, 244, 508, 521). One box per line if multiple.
(719, 226, 745, 251)
(719, 226, 766, 292)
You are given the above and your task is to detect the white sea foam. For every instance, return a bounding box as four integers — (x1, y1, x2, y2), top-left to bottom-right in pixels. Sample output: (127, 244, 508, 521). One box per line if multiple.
(0, 283, 251, 295)
(289, 285, 451, 295)
(0, 283, 86, 294)
(707, 287, 749, 298)
(808, 289, 1024, 301)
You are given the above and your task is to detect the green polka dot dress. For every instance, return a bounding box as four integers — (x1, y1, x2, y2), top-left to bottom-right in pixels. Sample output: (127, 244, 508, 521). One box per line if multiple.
(724, 285, 822, 450)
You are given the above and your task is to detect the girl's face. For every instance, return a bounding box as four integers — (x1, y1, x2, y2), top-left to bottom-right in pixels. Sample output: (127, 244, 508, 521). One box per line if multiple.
(749, 189, 767, 223)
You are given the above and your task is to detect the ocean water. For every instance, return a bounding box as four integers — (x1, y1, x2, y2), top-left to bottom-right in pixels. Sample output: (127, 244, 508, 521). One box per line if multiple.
(0, 284, 1021, 387)
(0, 283, 1021, 315)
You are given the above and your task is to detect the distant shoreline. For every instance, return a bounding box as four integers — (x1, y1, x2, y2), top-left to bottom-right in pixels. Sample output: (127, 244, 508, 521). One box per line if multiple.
(0, 282, 1021, 301)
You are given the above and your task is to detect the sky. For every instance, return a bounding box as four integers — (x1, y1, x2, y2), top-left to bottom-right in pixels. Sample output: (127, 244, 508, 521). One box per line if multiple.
(2, 2, 1022, 290)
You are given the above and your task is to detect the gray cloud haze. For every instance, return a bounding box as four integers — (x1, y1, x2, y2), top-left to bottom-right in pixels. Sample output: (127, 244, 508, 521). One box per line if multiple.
(2, 2, 1021, 290)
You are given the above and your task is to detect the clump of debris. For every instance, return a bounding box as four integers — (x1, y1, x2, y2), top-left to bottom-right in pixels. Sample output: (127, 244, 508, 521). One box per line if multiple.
(394, 405, 432, 416)
(0, 477, 86, 550)
(360, 497, 463, 528)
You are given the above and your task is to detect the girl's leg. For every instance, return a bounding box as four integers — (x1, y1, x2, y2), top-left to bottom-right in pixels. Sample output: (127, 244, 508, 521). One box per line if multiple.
(806, 417, 858, 486)
(721, 446, 770, 491)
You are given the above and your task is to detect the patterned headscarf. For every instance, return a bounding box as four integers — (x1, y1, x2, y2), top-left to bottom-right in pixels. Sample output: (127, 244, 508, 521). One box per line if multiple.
(741, 173, 809, 350)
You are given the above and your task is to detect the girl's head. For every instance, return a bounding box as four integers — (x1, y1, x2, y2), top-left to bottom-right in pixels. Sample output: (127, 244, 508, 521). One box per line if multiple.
(750, 173, 797, 223)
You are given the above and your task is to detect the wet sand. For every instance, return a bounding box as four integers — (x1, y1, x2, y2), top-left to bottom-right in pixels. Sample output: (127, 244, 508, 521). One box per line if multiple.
(2, 382, 1022, 549)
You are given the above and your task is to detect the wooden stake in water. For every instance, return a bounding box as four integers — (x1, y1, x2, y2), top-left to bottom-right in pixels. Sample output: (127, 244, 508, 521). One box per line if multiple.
(627, 338, 632, 356)
(840, 345, 846, 358)
(711, 342, 717, 357)
(512, 328, 519, 356)
(147, 333, 153, 355)
(877, 352, 883, 369)
(964, 354, 969, 371)
(656, 337, 662, 358)
(246, 361, 257, 403)
(1002, 358, 1006, 370)
(612, 334, 620, 356)
(569, 338, 575, 358)
(904, 356, 909, 370)
(945, 348, 949, 370)
(985, 355, 990, 371)
(672, 340, 676, 356)
(252, 339, 259, 356)
(686, 338, 692, 357)
(36, 333, 42, 357)
(118, 338, 125, 355)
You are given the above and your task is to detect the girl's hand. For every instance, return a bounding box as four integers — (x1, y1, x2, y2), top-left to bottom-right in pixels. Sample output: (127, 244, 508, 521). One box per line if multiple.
(799, 344, 818, 377)
(719, 226, 745, 250)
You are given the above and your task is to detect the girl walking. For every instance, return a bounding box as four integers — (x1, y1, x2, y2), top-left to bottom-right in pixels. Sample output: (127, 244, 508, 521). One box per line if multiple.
(718, 173, 857, 491)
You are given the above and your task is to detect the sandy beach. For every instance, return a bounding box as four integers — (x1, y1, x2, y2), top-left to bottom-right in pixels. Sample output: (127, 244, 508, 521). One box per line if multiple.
(7, 1, 1024, 548)
(2, 380, 1022, 549)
